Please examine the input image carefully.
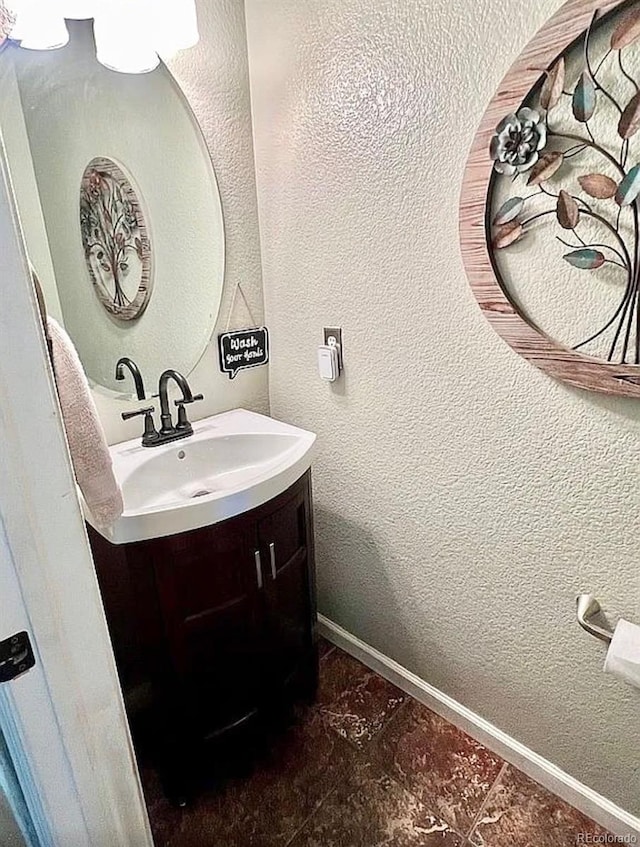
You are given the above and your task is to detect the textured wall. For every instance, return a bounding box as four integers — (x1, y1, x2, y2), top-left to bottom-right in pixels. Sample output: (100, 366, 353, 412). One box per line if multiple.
(245, 0, 640, 816)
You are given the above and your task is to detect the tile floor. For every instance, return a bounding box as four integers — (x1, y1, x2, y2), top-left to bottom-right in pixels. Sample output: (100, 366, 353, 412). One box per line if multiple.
(142, 639, 613, 847)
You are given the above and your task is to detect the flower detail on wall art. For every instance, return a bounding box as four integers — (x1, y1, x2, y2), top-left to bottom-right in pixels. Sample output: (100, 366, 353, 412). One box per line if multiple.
(460, 0, 640, 398)
(80, 157, 153, 321)
(490, 108, 548, 176)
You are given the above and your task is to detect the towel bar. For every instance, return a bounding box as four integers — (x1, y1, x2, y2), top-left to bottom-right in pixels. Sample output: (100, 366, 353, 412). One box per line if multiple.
(576, 594, 613, 645)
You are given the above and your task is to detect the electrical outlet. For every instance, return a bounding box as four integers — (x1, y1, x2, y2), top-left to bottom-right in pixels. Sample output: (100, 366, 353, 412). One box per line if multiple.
(323, 327, 343, 369)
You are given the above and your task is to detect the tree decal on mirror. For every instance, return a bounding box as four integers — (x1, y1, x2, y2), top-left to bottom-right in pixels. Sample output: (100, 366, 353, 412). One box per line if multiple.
(488, 6, 640, 365)
(80, 157, 153, 321)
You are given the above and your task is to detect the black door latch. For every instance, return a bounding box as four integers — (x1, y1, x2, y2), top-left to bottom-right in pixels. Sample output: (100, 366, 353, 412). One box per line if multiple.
(0, 631, 35, 683)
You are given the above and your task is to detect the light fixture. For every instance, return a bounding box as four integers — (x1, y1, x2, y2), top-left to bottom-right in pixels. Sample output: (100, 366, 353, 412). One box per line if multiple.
(61, 0, 96, 20)
(3, 0, 199, 73)
(10, 0, 69, 51)
(154, 0, 199, 60)
(93, 0, 160, 75)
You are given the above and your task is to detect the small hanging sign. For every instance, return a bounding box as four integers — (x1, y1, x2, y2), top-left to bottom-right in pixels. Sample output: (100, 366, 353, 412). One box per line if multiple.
(218, 327, 269, 380)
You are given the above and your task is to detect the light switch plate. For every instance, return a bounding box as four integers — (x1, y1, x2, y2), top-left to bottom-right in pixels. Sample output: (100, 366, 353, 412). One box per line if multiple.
(323, 327, 343, 370)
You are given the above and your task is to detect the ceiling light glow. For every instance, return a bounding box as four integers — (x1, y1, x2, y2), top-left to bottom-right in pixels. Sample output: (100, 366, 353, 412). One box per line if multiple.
(4, 0, 199, 72)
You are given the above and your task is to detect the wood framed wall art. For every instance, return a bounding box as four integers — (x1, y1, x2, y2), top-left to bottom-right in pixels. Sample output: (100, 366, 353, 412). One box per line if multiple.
(80, 157, 153, 322)
(460, 0, 640, 397)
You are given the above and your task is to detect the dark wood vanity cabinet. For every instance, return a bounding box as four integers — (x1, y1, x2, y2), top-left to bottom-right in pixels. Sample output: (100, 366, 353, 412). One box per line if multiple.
(87, 471, 317, 794)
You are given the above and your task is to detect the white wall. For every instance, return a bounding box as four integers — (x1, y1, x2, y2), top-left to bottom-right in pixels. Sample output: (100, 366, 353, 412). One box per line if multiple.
(245, 0, 640, 817)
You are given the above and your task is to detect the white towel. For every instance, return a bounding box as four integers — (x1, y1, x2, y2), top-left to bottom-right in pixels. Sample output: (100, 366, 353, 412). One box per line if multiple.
(47, 317, 123, 530)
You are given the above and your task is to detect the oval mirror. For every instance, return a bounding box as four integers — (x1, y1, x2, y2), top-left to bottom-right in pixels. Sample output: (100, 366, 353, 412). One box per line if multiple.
(1, 20, 225, 397)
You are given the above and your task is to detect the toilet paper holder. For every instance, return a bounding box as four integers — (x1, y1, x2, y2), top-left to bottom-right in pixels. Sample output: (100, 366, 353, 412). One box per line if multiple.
(576, 594, 613, 644)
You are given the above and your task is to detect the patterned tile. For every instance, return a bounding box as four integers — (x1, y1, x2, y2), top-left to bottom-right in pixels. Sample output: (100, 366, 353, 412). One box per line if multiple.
(289, 757, 464, 847)
(143, 654, 612, 847)
(374, 700, 504, 835)
(315, 648, 406, 748)
(469, 765, 613, 847)
(166, 709, 358, 847)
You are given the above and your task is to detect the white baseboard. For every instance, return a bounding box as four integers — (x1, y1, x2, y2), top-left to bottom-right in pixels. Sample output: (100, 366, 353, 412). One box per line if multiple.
(318, 615, 640, 840)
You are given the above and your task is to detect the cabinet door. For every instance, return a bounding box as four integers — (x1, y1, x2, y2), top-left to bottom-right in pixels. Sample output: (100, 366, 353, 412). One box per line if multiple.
(259, 480, 314, 687)
(89, 526, 165, 714)
(151, 516, 267, 737)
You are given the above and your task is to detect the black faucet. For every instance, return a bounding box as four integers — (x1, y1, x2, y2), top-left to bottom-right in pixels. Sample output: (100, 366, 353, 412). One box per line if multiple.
(115, 357, 146, 401)
(158, 369, 203, 438)
(122, 368, 203, 447)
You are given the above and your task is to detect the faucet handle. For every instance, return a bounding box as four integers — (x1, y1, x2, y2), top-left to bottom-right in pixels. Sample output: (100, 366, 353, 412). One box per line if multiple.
(174, 393, 204, 406)
(174, 395, 203, 432)
(121, 406, 159, 447)
(121, 406, 155, 421)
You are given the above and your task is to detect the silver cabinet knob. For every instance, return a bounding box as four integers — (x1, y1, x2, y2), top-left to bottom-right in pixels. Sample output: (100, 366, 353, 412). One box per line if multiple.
(269, 542, 277, 580)
(254, 550, 263, 589)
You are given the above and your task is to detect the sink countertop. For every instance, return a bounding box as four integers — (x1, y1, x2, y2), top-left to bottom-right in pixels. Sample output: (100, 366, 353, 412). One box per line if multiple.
(83, 409, 316, 544)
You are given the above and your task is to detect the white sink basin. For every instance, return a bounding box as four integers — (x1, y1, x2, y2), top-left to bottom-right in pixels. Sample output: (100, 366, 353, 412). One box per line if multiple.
(83, 409, 316, 544)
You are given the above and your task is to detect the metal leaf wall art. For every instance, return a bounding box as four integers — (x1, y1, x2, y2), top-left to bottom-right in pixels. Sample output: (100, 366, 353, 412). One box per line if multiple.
(80, 157, 152, 322)
(488, 5, 640, 366)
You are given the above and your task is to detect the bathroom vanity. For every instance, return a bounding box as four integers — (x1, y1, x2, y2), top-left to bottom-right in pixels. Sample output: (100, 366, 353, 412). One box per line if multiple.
(88, 471, 317, 797)
(85, 410, 318, 800)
